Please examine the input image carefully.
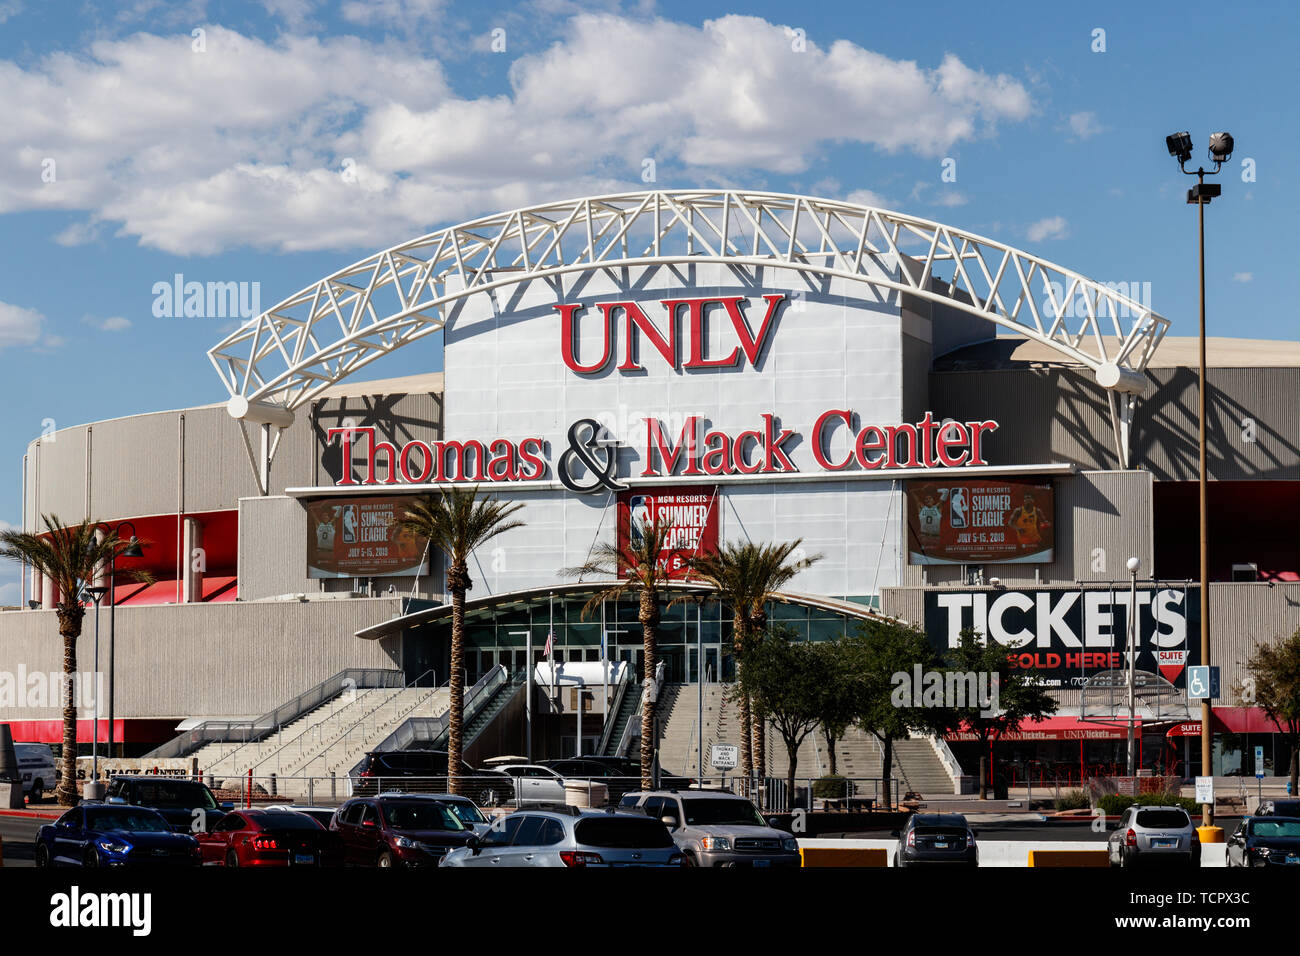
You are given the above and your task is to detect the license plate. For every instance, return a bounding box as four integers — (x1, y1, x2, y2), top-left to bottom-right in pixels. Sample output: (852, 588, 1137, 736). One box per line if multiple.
(754, 859, 771, 867)
(1152, 839, 1176, 849)
(294, 853, 316, 865)
(934, 842, 948, 849)
(1287, 855, 1299, 865)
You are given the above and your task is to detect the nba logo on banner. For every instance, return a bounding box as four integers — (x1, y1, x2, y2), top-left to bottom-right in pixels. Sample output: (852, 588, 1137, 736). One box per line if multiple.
(1157, 648, 1187, 683)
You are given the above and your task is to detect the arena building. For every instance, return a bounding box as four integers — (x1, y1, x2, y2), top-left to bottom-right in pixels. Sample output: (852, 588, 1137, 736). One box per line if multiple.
(2, 191, 1296, 790)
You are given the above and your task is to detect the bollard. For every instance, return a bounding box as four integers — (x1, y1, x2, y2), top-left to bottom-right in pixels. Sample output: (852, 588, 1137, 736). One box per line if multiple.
(206, 774, 215, 790)
(308, 777, 314, 805)
(330, 771, 336, 800)
(270, 774, 277, 797)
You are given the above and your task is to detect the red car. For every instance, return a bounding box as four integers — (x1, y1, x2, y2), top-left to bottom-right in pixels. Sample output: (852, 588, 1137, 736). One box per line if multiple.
(196, 808, 342, 867)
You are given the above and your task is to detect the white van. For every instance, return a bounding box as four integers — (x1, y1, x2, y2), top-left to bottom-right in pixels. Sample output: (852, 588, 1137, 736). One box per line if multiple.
(15, 744, 58, 802)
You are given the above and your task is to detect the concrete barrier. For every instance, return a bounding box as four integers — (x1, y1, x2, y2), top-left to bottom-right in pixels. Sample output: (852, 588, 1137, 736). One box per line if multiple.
(800, 846, 888, 867)
(1028, 849, 1109, 867)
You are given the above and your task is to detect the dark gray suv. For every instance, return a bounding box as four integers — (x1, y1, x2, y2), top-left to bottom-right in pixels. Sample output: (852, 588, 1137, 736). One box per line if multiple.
(619, 790, 800, 867)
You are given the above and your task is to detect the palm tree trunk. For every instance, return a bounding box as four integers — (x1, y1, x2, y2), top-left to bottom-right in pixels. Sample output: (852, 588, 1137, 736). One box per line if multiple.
(639, 589, 657, 792)
(753, 711, 766, 784)
(734, 615, 752, 781)
(56, 603, 82, 807)
(448, 586, 465, 796)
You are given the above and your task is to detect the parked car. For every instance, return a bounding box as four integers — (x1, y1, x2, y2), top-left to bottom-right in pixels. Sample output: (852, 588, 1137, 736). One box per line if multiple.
(893, 813, 979, 868)
(105, 776, 230, 834)
(618, 790, 800, 867)
(14, 743, 57, 803)
(491, 764, 570, 805)
(1226, 815, 1300, 867)
(441, 808, 686, 867)
(353, 750, 514, 805)
(263, 804, 339, 828)
(1107, 805, 1199, 868)
(371, 792, 493, 835)
(1255, 799, 1300, 817)
(195, 808, 342, 867)
(35, 804, 200, 867)
(330, 795, 474, 867)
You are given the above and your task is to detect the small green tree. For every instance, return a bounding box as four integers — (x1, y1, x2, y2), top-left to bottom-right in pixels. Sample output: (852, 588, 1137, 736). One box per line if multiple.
(813, 638, 861, 777)
(1242, 629, 1300, 795)
(743, 627, 826, 803)
(849, 617, 949, 805)
(945, 628, 1058, 799)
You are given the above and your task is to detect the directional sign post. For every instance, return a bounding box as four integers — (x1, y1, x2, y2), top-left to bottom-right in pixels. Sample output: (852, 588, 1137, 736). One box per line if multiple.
(1256, 744, 1265, 806)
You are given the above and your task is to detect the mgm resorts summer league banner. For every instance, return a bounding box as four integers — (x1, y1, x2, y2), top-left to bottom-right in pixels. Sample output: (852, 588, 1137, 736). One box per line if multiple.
(306, 495, 428, 578)
(906, 478, 1054, 565)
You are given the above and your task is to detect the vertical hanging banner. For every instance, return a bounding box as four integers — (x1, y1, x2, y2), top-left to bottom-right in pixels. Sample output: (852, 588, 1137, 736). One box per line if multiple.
(907, 478, 1055, 564)
(306, 495, 428, 578)
(616, 485, 719, 579)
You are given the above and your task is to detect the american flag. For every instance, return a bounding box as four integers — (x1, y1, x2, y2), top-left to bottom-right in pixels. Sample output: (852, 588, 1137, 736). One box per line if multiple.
(543, 631, 554, 657)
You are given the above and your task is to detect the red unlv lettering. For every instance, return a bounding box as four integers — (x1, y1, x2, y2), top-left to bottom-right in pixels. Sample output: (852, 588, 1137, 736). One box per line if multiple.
(557, 294, 785, 374)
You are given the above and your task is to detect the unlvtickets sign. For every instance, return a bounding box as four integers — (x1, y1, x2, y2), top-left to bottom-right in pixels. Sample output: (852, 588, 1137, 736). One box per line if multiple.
(924, 587, 1201, 688)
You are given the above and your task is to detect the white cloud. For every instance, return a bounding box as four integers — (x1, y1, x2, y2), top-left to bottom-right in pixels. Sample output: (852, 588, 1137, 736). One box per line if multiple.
(844, 188, 893, 209)
(0, 301, 46, 348)
(1232, 271, 1254, 283)
(82, 315, 133, 332)
(1027, 215, 1069, 242)
(0, 1, 22, 25)
(1068, 111, 1102, 139)
(0, 16, 1033, 255)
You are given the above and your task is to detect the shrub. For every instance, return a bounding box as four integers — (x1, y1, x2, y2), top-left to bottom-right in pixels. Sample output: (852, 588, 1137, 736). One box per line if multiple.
(812, 775, 848, 799)
(1098, 793, 1137, 816)
(1054, 789, 1090, 811)
(1140, 791, 1200, 815)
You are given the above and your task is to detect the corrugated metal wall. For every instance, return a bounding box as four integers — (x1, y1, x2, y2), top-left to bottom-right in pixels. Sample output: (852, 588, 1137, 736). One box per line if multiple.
(0, 597, 404, 720)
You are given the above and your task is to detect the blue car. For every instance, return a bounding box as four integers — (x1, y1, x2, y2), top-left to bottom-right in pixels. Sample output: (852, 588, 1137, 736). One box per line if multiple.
(35, 804, 201, 867)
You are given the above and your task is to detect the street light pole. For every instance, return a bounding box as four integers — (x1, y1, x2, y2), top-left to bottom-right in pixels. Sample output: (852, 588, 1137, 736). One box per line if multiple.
(1125, 557, 1140, 777)
(1167, 130, 1233, 835)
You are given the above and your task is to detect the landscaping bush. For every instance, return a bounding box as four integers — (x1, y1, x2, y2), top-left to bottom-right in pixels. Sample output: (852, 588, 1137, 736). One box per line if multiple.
(812, 775, 848, 799)
(1098, 792, 1137, 816)
(1140, 790, 1201, 815)
(1054, 789, 1090, 811)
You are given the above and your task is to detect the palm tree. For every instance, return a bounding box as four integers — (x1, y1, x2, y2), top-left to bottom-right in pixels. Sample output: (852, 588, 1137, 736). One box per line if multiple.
(565, 519, 679, 792)
(0, 516, 151, 806)
(689, 541, 821, 792)
(393, 488, 525, 795)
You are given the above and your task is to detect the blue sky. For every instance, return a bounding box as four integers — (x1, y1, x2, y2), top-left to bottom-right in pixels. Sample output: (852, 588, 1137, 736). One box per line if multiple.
(0, 0, 1290, 598)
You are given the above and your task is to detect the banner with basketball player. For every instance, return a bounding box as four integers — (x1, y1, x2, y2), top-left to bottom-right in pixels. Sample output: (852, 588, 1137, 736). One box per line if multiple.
(306, 495, 429, 578)
(616, 485, 720, 580)
(906, 479, 1054, 565)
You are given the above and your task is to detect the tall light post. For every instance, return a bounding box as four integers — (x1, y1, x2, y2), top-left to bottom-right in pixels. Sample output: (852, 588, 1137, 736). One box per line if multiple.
(97, 520, 144, 758)
(1125, 557, 1140, 777)
(1166, 129, 1234, 834)
(83, 585, 108, 785)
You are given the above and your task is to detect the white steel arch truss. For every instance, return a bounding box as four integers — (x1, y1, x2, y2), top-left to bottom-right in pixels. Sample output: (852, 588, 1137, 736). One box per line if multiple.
(208, 190, 1169, 490)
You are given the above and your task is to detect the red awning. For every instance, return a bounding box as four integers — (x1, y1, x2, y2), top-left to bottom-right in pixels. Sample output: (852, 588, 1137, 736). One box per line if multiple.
(201, 575, 238, 602)
(7, 719, 180, 745)
(1167, 708, 1288, 736)
(946, 716, 1134, 742)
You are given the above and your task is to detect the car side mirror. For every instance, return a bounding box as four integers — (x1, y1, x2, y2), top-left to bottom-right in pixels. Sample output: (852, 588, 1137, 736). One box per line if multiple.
(661, 816, 678, 829)
(468, 836, 482, 855)
(106, 796, 126, 805)
(362, 819, 377, 829)
(220, 802, 234, 811)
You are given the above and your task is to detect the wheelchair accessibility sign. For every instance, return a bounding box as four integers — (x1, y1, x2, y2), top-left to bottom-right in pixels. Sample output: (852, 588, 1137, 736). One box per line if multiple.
(1186, 665, 1220, 700)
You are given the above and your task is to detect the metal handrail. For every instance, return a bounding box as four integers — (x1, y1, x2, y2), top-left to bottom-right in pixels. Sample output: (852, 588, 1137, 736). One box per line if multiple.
(146, 667, 405, 759)
(614, 685, 643, 759)
(597, 666, 631, 755)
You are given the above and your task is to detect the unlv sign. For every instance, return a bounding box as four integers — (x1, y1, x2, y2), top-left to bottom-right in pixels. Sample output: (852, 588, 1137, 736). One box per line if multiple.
(557, 294, 785, 373)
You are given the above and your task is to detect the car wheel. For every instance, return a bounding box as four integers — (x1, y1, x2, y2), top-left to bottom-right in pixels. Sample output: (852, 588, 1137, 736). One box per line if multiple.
(30, 781, 43, 803)
(478, 788, 495, 806)
(377, 850, 395, 868)
(226, 850, 239, 868)
(35, 844, 50, 868)
(83, 847, 99, 868)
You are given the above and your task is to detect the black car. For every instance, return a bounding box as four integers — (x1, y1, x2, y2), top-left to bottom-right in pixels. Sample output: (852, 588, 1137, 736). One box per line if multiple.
(1255, 799, 1300, 817)
(539, 757, 695, 802)
(1226, 815, 1300, 867)
(354, 750, 514, 805)
(105, 776, 230, 834)
(893, 813, 978, 868)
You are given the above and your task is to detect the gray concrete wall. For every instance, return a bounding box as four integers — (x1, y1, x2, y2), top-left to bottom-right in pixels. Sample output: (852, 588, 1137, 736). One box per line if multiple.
(0, 597, 404, 721)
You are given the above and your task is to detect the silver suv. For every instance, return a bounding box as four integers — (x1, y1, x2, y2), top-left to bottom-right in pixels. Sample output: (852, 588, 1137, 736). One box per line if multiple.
(619, 790, 800, 868)
(439, 808, 685, 867)
(1107, 805, 1200, 868)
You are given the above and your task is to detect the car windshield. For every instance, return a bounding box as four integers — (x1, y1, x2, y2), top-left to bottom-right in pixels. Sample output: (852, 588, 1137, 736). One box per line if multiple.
(444, 801, 487, 825)
(681, 798, 765, 827)
(382, 802, 465, 832)
(128, 781, 217, 809)
(574, 817, 674, 849)
(1250, 819, 1300, 838)
(87, 809, 172, 833)
(1135, 809, 1190, 829)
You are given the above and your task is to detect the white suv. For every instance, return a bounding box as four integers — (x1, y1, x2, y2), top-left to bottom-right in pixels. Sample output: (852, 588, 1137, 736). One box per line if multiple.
(15, 743, 58, 803)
